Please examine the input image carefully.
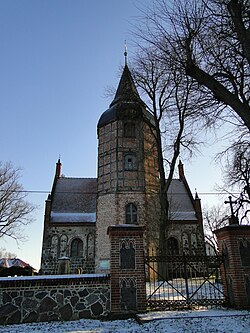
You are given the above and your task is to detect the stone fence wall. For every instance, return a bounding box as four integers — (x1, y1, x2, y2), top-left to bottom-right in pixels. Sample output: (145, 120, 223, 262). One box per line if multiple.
(0, 274, 110, 325)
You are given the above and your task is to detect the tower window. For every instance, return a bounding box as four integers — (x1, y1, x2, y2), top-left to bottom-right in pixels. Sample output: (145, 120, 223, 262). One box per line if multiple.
(71, 238, 83, 257)
(124, 154, 137, 170)
(124, 122, 136, 138)
(126, 203, 138, 224)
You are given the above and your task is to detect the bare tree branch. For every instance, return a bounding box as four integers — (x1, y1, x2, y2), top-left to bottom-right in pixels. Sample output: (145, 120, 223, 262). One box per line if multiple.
(0, 161, 36, 243)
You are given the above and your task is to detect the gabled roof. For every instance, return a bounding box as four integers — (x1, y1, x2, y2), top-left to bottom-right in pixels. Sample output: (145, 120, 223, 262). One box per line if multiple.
(51, 177, 97, 214)
(168, 179, 197, 221)
(48, 161, 197, 224)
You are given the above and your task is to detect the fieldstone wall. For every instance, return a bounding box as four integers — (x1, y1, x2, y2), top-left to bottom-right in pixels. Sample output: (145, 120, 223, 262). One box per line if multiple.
(167, 223, 205, 255)
(41, 224, 95, 275)
(0, 274, 110, 325)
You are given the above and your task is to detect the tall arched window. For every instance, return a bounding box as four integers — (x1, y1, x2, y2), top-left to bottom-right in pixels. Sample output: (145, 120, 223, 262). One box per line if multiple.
(71, 238, 83, 257)
(126, 203, 138, 224)
(167, 237, 179, 255)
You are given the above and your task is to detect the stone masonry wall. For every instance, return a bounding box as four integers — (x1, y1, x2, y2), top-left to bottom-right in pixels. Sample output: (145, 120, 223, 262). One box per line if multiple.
(41, 224, 95, 275)
(167, 222, 205, 255)
(0, 275, 110, 325)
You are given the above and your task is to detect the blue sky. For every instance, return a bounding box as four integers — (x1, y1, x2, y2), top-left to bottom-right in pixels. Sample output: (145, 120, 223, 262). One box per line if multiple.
(0, 0, 227, 270)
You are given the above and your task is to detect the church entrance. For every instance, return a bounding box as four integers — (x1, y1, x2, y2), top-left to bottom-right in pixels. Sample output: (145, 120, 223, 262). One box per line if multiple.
(145, 250, 227, 310)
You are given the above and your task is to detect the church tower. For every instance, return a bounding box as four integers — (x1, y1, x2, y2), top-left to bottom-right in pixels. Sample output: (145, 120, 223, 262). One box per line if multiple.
(95, 64, 159, 271)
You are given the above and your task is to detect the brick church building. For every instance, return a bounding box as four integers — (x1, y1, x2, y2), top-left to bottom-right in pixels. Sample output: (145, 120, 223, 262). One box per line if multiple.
(40, 64, 205, 275)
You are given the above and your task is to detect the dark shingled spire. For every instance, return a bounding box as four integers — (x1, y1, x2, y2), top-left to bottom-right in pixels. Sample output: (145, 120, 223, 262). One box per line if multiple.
(98, 64, 154, 129)
(109, 64, 145, 108)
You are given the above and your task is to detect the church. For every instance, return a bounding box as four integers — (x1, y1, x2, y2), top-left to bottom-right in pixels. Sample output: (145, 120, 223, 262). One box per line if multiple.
(40, 63, 205, 275)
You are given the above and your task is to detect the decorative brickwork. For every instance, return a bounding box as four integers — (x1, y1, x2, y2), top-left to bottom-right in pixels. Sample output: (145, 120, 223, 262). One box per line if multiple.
(108, 225, 146, 314)
(215, 225, 250, 309)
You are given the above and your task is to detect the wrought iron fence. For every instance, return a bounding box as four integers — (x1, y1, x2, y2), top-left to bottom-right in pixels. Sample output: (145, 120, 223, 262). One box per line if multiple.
(145, 251, 227, 310)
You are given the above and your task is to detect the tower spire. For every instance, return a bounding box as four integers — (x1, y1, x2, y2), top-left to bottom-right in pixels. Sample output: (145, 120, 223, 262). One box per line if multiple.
(124, 40, 128, 65)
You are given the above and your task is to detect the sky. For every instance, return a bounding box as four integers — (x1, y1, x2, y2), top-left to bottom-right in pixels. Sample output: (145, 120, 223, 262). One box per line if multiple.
(0, 0, 230, 270)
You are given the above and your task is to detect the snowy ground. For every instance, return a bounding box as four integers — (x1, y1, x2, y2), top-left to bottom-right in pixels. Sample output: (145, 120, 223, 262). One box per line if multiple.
(0, 309, 250, 333)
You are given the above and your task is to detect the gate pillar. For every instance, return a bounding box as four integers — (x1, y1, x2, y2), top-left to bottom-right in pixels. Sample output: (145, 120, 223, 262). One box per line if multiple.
(215, 225, 250, 309)
(108, 225, 146, 314)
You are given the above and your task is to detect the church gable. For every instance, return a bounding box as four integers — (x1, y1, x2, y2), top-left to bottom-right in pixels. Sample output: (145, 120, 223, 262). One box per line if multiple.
(168, 179, 197, 221)
(40, 171, 97, 275)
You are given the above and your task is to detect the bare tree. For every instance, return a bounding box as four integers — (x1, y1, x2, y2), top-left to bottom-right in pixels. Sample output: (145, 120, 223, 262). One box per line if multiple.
(203, 205, 229, 253)
(134, 0, 250, 132)
(131, 47, 203, 253)
(220, 141, 250, 223)
(0, 161, 35, 242)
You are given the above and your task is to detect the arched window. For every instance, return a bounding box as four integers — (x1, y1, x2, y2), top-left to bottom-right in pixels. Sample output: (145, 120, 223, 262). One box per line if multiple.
(167, 237, 179, 255)
(126, 203, 138, 224)
(124, 154, 137, 170)
(124, 122, 135, 138)
(71, 238, 83, 257)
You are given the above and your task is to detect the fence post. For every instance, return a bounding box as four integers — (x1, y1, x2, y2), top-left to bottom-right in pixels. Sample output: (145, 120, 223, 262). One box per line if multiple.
(183, 254, 190, 305)
(108, 225, 146, 315)
(214, 225, 250, 309)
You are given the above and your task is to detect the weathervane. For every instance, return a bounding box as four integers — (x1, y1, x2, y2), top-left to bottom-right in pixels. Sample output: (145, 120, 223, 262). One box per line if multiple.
(124, 40, 128, 65)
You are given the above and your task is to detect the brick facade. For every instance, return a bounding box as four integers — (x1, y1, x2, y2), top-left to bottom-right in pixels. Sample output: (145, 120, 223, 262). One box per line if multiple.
(108, 225, 146, 313)
(215, 225, 250, 308)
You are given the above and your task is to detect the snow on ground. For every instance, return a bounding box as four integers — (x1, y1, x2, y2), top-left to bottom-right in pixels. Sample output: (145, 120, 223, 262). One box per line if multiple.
(0, 309, 250, 333)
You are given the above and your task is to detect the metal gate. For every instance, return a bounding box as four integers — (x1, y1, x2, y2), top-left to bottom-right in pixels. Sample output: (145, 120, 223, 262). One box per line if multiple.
(145, 252, 227, 310)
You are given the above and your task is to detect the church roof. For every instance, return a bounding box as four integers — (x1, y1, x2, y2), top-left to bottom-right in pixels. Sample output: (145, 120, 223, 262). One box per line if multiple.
(97, 65, 155, 128)
(50, 177, 196, 222)
(51, 178, 97, 221)
(168, 179, 197, 221)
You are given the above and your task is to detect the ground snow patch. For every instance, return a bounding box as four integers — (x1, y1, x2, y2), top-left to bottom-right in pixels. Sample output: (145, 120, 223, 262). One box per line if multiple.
(0, 310, 249, 333)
